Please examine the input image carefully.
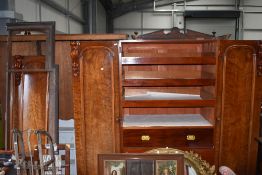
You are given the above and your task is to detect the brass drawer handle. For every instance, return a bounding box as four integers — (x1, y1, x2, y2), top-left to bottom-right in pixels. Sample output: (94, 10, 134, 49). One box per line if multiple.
(187, 135, 196, 141)
(141, 135, 150, 141)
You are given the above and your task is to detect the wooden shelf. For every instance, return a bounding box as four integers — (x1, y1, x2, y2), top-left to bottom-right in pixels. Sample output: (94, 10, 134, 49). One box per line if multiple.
(123, 79, 215, 87)
(123, 99, 215, 108)
(122, 56, 216, 65)
(123, 92, 215, 107)
(123, 114, 213, 128)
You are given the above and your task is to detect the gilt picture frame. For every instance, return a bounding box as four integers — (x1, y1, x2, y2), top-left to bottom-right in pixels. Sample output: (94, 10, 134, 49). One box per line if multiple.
(98, 153, 184, 175)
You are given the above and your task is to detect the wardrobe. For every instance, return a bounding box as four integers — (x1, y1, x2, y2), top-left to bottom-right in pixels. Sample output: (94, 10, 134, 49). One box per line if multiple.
(71, 39, 262, 175)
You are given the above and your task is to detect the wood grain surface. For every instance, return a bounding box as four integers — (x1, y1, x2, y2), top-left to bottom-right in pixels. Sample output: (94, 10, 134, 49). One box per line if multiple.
(218, 42, 259, 175)
(10, 56, 48, 151)
(71, 41, 119, 175)
(123, 128, 214, 148)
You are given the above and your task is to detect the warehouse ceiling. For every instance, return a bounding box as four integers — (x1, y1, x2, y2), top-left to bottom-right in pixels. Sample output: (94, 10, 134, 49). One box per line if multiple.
(100, 0, 198, 18)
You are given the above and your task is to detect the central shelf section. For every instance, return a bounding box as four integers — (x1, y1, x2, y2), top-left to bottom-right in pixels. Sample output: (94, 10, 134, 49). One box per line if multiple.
(119, 40, 218, 153)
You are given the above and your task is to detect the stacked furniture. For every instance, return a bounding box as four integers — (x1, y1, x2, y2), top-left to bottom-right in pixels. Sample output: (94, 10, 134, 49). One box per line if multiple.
(1, 34, 262, 175)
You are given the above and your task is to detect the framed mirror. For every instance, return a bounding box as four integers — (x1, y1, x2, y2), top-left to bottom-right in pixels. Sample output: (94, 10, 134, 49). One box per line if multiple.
(98, 153, 184, 175)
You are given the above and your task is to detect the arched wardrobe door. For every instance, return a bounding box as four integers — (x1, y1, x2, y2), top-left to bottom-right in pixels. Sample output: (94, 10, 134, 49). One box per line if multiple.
(217, 41, 262, 175)
(71, 41, 120, 175)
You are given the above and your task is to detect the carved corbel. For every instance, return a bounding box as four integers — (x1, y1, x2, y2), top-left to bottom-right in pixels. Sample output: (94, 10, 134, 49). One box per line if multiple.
(70, 41, 81, 77)
(13, 55, 23, 85)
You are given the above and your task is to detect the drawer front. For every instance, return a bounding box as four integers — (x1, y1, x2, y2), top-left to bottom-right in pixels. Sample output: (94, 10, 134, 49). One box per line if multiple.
(123, 128, 213, 148)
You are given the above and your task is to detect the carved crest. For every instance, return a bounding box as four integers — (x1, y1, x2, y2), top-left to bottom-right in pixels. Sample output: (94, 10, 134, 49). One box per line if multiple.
(13, 55, 23, 85)
(70, 41, 81, 77)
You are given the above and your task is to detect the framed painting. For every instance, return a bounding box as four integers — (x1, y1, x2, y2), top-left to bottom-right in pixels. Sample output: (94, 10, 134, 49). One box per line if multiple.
(98, 153, 184, 175)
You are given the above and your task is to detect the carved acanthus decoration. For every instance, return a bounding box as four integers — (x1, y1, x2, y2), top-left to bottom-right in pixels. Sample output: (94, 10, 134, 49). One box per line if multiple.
(13, 55, 23, 86)
(70, 41, 81, 77)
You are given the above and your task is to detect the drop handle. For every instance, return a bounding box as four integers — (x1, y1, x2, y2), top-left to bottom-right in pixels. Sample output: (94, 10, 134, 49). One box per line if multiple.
(186, 135, 196, 141)
(141, 135, 150, 141)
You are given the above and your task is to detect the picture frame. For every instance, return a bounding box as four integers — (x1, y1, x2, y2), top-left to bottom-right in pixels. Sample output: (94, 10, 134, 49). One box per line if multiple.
(98, 153, 184, 175)
(155, 160, 178, 175)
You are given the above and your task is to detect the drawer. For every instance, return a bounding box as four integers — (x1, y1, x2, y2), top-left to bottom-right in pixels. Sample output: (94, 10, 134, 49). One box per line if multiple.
(123, 128, 213, 148)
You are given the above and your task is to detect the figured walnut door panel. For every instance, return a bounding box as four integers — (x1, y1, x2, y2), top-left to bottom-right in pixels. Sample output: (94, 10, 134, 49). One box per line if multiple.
(10, 56, 49, 151)
(71, 41, 118, 175)
(219, 45, 257, 175)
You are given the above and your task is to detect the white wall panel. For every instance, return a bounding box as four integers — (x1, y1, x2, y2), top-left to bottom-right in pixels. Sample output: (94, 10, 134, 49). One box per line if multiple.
(244, 7, 262, 11)
(242, 0, 262, 39)
(143, 12, 172, 29)
(14, 0, 83, 33)
(244, 13, 262, 29)
(70, 18, 83, 34)
(55, 0, 66, 8)
(114, 12, 141, 29)
(69, 0, 82, 18)
(41, 3, 68, 33)
(244, 31, 262, 40)
(15, 0, 38, 21)
(97, 0, 106, 33)
(244, 0, 262, 6)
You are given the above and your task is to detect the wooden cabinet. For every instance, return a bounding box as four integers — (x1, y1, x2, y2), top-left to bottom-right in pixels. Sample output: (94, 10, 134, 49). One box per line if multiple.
(118, 40, 218, 164)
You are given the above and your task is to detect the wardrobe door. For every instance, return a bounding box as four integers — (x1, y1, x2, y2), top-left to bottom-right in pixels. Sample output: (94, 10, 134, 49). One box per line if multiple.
(71, 41, 119, 175)
(218, 42, 261, 175)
